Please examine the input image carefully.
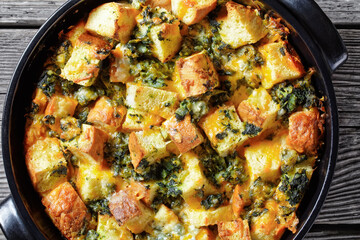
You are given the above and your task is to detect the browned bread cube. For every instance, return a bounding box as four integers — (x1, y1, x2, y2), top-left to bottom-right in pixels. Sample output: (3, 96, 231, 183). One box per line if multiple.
(85, 2, 140, 43)
(172, 0, 217, 25)
(287, 108, 323, 156)
(150, 22, 182, 63)
(258, 41, 305, 89)
(128, 127, 169, 169)
(176, 51, 219, 97)
(218, 219, 251, 240)
(109, 190, 153, 234)
(77, 124, 109, 163)
(237, 87, 279, 130)
(26, 138, 68, 194)
(122, 108, 164, 132)
(217, 1, 267, 49)
(61, 32, 112, 86)
(42, 182, 91, 240)
(87, 96, 127, 132)
(163, 115, 204, 153)
(43, 94, 78, 134)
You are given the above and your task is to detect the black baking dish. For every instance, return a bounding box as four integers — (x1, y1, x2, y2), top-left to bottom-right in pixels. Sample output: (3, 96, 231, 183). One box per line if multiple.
(0, 0, 347, 239)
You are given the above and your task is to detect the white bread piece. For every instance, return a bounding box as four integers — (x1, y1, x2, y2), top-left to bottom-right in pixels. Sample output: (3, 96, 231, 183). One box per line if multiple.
(217, 1, 267, 49)
(172, 0, 217, 25)
(85, 2, 140, 43)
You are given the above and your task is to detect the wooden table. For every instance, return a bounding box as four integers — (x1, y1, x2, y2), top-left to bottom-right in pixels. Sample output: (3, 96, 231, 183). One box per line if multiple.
(0, 0, 359, 239)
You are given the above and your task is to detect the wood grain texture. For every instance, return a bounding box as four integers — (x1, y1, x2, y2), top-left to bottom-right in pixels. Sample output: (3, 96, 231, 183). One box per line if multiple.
(0, 0, 360, 26)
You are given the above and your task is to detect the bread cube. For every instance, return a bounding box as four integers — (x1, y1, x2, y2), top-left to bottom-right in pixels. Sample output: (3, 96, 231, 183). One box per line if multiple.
(77, 124, 109, 163)
(149, 22, 182, 62)
(61, 32, 112, 86)
(176, 51, 219, 97)
(42, 182, 90, 240)
(24, 114, 48, 148)
(231, 184, 249, 218)
(154, 204, 180, 233)
(172, 0, 217, 25)
(244, 132, 287, 182)
(217, 1, 267, 49)
(65, 21, 86, 46)
(76, 164, 117, 202)
(218, 219, 251, 240)
(110, 44, 134, 83)
(122, 108, 164, 132)
(196, 227, 216, 240)
(125, 83, 179, 119)
(87, 96, 127, 132)
(26, 138, 67, 194)
(179, 152, 217, 206)
(85, 2, 139, 43)
(199, 105, 247, 157)
(125, 181, 158, 206)
(163, 115, 204, 153)
(250, 199, 293, 240)
(44, 94, 78, 133)
(32, 88, 48, 114)
(146, 0, 171, 11)
(109, 190, 154, 234)
(128, 127, 169, 169)
(97, 214, 134, 240)
(237, 87, 279, 130)
(258, 41, 305, 89)
(182, 204, 235, 227)
(287, 108, 323, 155)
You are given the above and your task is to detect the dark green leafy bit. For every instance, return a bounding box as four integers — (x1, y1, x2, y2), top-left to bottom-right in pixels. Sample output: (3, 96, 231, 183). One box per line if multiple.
(243, 178, 276, 220)
(175, 97, 209, 122)
(75, 86, 105, 106)
(242, 123, 262, 137)
(104, 132, 133, 179)
(87, 199, 111, 216)
(50, 165, 67, 177)
(85, 230, 99, 240)
(105, 133, 183, 184)
(152, 174, 183, 210)
(125, 39, 153, 62)
(43, 115, 55, 125)
(279, 169, 309, 206)
(74, 106, 90, 124)
(130, 59, 175, 88)
(279, 205, 296, 217)
(201, 193, 224, 210)
(38, 70, 58, 97)
(178, 19, 233, 71)
(280, 149, 307, 173)
(60, 79, 77, 96)
(53, 40, 73, 69)
(249, 178, 276, 204)
(197, 143, 248, 187)
(271, 73, 317, 118)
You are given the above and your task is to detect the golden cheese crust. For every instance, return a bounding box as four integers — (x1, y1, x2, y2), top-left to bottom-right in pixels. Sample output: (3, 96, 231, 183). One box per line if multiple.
(42, 182, 90, 240)
(287, 108, 323, 155)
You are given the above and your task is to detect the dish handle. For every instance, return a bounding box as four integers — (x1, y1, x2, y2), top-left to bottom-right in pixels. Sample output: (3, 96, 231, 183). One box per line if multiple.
(279, 0, 348, 73)
(0, 195, 35, 240)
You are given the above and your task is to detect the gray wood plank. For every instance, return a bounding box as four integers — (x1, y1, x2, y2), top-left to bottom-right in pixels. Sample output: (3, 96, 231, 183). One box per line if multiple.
(0, 0, 360, 26)
(0, 27, 360, 238)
